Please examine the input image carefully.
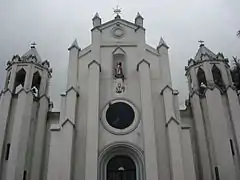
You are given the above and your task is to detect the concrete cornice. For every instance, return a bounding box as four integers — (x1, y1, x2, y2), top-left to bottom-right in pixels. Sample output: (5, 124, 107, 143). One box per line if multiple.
(6, 61, 52, 77)
(91, 19, 145, 32)
(181, 125, 191, 130)
(189, 84, 235, 98)
(65, 86, 79, 97)
(165, 117, 180, 127)
(61, 119, 75, 128)
(185, 58, 230, 72)
(50, 124, 61, 131)
(88, 60, 101, 72)
(136, 59, 150, 71)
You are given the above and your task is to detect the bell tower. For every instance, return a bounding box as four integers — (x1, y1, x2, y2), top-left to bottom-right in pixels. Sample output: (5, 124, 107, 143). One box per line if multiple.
(185, 43, 240, 180)
(0, 45, 52, 180)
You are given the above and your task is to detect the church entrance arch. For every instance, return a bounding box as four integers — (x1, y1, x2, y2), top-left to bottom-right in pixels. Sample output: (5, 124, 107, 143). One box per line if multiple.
(107, 155, 136, 180)
(99, 143, 144, 180)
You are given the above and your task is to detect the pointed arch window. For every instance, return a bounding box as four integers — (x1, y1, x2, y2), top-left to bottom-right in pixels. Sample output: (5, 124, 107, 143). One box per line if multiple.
(13, 68, 26, 93)
(197, 67, 207, 94)
(31, 71, 41, 96)
(212, 64, 224, 89)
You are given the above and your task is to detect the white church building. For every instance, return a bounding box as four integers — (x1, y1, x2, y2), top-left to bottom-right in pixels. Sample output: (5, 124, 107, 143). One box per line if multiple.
(0, 12, 240, 180)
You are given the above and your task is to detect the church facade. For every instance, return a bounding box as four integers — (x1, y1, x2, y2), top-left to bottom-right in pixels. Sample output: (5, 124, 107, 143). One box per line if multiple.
(0, 12, 240, 180)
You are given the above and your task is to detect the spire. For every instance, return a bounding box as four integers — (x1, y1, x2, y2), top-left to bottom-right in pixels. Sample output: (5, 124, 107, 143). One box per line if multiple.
(157, 37, 169, 49)
(68, 39, 81, 51)
(22, 45, 42, 62)
(194, 43, 216, 61)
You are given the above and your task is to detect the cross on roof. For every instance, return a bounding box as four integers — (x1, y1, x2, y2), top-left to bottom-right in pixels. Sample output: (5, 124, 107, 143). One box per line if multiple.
(113, 6, 122, 16)
(198, 40, 204, 46)
(30, 42, 37, 48)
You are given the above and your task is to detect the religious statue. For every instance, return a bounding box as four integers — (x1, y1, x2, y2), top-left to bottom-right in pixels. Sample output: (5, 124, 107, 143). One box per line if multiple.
(115, 62, 124, 80)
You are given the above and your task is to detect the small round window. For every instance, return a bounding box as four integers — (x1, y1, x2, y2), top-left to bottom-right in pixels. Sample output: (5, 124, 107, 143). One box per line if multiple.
(106, 102, 135, 129)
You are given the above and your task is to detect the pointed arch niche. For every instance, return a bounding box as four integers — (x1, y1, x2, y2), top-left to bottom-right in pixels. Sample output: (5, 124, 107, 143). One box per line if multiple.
(197, 67, 207, 94)
(212, 64, 224, 89)
(13, 68, 26, 93)
(112, 47, 126, 80)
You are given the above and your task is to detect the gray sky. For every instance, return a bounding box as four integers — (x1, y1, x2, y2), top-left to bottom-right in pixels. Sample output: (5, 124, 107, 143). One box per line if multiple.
(1, 0, 240, 110)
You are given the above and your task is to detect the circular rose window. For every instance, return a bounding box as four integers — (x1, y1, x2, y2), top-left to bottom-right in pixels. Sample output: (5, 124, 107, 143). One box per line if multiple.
(101, 100, 139, 135)
(106, 102, 135, 129)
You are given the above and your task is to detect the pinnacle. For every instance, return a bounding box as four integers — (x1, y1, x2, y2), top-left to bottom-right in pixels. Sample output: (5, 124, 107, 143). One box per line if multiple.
(93, 12, 100, 19)
(157, 37, 169, 49)
(68, 39, 80, 51)
(136, 12, 143, 19)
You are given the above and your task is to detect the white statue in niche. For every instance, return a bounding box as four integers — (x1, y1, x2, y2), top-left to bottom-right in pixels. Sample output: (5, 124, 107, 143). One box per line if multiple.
(114, 61, 125, 94)
(114, 61, 124, 80)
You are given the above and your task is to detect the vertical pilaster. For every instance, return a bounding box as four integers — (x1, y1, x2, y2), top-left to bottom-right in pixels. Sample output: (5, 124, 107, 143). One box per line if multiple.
(205, 89, 236, 180)
(181, 127, 197, 180)
(190, 94, 212, 180)
(137, 60, 159, 180)
(227, 88, 240, 159)
(0, 90, 12, 174)
(162, 86, 185, 180)
(6, 90, 33, 180)
(85, 60, 100, 180)
(60, 87, 78, 180)
(30, 96, 49, 180)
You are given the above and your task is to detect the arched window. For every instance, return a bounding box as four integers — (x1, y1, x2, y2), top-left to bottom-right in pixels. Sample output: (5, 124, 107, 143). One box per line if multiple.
(107, 155, 136, 180)
(212, 64, 224, 89)
(197, 67, 207, 94)
(13, 68, 26, 93)
(31, 71, 41, 96)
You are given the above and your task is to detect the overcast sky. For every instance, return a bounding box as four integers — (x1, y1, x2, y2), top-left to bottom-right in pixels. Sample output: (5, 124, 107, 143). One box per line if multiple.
(0, 0, 240, 110)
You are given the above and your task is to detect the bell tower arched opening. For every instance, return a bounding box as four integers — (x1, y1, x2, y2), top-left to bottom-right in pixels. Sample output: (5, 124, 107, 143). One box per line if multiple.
(212, 64, 224, 89)
(197, 67, 207, 94)
(13, 68, 26, 93)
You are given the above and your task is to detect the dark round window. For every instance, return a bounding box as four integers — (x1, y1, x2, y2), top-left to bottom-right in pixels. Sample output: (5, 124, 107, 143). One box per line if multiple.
(106, 102, 135, 129)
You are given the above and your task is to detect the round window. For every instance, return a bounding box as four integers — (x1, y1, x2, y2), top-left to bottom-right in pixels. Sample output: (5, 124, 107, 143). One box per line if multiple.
(106, 102, 135, 129)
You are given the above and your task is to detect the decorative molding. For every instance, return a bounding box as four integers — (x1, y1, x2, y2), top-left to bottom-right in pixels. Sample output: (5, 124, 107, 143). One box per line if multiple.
(112, 46, 126, 55)
(160, 85, 174, 95)
(136, 59, 150, 71)
(101, 44, 137, 48)
(61, 119, 75, 128)
(65, 86, 79, 97)
(165, 117, 180, 127)
(88, 60, 101, 72)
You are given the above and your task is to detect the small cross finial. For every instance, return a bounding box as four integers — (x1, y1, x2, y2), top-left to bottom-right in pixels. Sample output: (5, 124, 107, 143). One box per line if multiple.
(198, 40, 204, 46)
(30, 42, 37, 48)
(113, 6, 122, 17)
